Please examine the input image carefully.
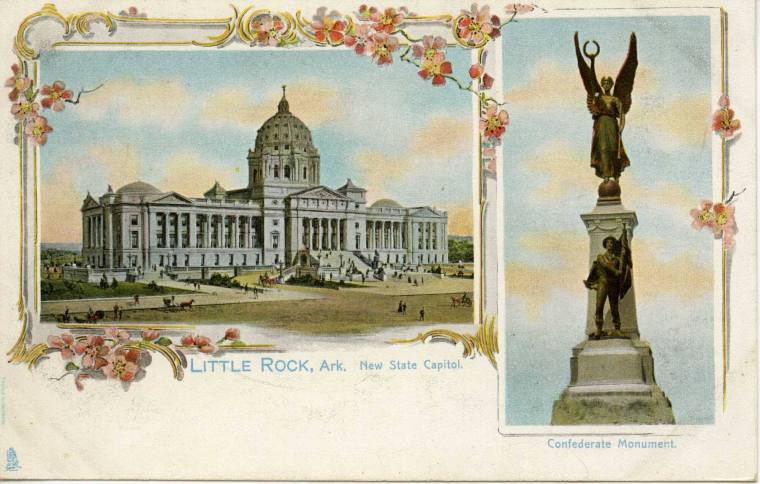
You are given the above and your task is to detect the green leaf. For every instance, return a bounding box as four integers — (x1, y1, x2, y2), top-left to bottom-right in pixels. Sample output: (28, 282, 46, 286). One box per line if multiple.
(155, 336, 173, 346)
(230, 340, 247, 347)
(65, 362, 79, 371)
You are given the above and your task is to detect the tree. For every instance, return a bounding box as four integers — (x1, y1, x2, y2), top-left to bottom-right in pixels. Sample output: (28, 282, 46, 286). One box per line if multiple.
(448, 238, 474, 262)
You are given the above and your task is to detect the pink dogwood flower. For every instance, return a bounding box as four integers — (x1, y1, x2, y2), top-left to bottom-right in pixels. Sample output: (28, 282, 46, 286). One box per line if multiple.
(356, 4, 378, 21)
(5, 64, 31, 102)
(47, 333, 76, 360)
(689, 200, 715, 230)
(142, 329, 160, 341)
(194, 335, 217, 353)
(74, 335, 109, 370)
(712, 203, 737, 246)
(344, 24, 372, 55)
(469, 63, 494, 90)
(412, 35, 446, 60)
(74, 372, 91, 391)
(40, 81, 73, 112)
(24, 116, 53, 145)
(198, 344, 217, 354)
(505, 3, 535, 14)
(370, 7, 404, 34)
(11, 98, 39, 121)
(457, 4, 500, 45)
(180, 334, 195, 346)
(105, 327, 130, 343)
(480, 104, 509, 142)
(102, 347, 142, 382)
(418, 52, 452, 86)
(712, 96, 741, 140)
(252, 15, 285, 46)
(119, 6, 147, 18)
(224, 328, 241, 341)
(311, 8, 347, 44)
(367, 32, 399, 65)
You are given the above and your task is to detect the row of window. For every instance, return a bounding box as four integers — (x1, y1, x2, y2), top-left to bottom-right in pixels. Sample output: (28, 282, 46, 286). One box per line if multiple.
(252, 165, 310, 182)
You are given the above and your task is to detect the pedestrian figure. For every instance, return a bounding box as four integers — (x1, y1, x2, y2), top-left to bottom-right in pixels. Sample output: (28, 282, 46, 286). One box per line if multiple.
(118, 308, 124, 320)
(113, 304, 119, 320)
(402, 301, 407, 315)
(171, 295, 175, 306)
(413, 278, 418, 286)
(408, 276, 412, 284)
(134, 294, 140, 305)
(421, 277, 424, 285)
(419, 307, 425, 321)
(397, 300, 403, 313)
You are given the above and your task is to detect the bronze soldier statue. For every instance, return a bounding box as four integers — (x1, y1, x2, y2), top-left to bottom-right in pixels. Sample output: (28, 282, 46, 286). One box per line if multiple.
(583, 227, 633, 339)
(574, 32, 638, 195)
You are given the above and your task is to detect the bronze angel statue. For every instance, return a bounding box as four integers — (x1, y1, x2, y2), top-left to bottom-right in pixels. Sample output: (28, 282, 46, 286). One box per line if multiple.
(574, 32, 638, 184)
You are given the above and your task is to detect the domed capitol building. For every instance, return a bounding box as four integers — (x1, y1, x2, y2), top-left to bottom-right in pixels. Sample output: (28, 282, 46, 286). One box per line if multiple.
(77, 87, 449, 280)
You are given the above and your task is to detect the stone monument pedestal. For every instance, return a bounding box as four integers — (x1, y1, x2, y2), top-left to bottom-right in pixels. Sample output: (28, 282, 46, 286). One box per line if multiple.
(550, 194, 674, 425)
(551, 338, 674, 425)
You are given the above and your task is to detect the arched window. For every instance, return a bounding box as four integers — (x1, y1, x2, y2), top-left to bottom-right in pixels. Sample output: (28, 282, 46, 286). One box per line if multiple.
(274, 165, 280, 178)
(284, 165, 291, 179)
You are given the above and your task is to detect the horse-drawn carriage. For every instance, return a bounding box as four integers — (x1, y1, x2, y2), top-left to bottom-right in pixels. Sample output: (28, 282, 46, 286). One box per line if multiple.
(450, 294, 472, 307)
(160, 297, 194, 312)
(68, 310, 106, 323)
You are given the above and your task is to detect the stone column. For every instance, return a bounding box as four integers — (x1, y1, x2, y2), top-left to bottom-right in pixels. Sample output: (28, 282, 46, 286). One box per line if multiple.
(232, 215, 238, 249)
(105, 209, 113, 268)
(340, 219, 346, 250)
(327, 218, 333, 250)
(204, 215, 211, 248)
(188, 213, 197, 248)
(315, 218, 321, 250)
(443, 222, 448, 262)
(215, 215, 222, 248)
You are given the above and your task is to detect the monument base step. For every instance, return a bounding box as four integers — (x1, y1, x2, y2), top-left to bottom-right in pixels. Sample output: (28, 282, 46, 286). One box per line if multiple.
(551, 385, 675, 425)
(552, 337, 675, 425)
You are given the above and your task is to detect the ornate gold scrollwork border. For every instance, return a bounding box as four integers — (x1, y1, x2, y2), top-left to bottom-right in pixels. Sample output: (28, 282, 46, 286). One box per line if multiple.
(7, 3, 502, 377)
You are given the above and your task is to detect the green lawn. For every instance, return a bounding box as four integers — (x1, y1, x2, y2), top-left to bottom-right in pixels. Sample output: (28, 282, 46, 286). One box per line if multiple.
(41, 279, 192, 301)
(116, 287, 474, 334)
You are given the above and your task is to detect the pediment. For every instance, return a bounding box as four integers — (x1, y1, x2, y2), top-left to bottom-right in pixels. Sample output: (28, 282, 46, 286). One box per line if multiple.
(149, 192, 195, 205)
(288, 186, 349, 201)
(409, 206, 444, 218)
(81, 195, 100, 211)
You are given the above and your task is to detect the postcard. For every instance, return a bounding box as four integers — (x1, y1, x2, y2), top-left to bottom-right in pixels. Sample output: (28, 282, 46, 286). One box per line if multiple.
(0, 0, 755, 481)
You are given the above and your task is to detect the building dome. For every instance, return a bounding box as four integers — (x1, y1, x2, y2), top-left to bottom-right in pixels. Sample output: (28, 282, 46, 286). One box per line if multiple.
(370, 198, 403, 208)
(253, 85, 316, 155)
(115, 180, 161, 195)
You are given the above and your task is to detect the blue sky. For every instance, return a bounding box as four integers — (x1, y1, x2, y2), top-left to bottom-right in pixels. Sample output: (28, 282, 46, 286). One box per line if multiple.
(501, 16, 716, 425)
(39, 48, 475, 242)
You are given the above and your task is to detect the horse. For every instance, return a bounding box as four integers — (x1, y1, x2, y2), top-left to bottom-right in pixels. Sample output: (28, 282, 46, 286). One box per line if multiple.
(74, 310, 105, 323)
(259, 275, 277, 288)
(179, 299, 194, 310)
(450, 296, 461, 307)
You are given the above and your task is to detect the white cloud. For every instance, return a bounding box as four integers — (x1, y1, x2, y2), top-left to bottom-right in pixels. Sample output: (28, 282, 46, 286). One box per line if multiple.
(72, 78, 194, 128)
(200, 79, 342, 130)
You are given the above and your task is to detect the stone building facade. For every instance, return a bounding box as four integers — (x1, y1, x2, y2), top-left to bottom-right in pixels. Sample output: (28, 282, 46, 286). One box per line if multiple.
(79, 88, 448, 275)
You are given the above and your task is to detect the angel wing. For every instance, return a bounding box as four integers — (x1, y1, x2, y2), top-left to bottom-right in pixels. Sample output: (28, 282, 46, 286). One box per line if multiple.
(574, 32, 601, 114)
(613, 33, 638, 114)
